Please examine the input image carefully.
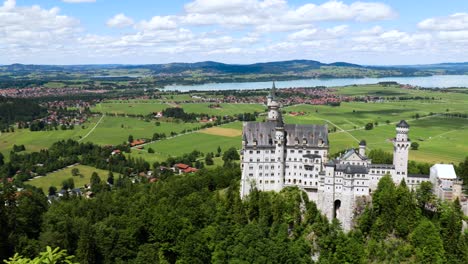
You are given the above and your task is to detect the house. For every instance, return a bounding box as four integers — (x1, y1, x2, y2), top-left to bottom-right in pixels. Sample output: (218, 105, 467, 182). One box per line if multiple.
(173, 163, 198, 174)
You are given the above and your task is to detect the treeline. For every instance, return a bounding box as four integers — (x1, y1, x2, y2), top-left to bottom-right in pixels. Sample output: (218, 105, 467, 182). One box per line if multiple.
(2, 168, 468, 263)
(0, 97, 47, 132)
(162, 107, 200, 122)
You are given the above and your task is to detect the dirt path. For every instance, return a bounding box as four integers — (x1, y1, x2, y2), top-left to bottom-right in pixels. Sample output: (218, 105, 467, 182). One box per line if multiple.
(79, 114, 105, 142)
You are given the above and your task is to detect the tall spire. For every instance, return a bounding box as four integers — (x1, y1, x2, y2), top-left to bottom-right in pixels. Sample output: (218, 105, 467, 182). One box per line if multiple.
(268, 81, 276, 99)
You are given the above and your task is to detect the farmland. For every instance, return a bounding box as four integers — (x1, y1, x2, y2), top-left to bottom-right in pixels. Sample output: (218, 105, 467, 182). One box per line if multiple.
(92, 101, 266, 116)
(1, 84, 467, 167)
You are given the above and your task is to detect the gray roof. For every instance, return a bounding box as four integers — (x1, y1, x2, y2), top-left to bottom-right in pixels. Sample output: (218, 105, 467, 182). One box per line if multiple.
(408, 174, 430, 179)
(242, 121, 328, 147)
(341, 148, 367, 160)
(397, 120, 410, 128)
(336, 164, 369, 174)
(369, 164, 395, 169)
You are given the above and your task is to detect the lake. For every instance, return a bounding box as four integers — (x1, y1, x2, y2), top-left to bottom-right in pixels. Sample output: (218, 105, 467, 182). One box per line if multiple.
(165, 75, 468, 91)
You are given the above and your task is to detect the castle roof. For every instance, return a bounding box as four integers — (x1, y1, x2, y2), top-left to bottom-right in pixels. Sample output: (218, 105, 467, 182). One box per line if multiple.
(242, 122, 328, 147)
(341, 148, 367, 161)
(396, 120, 410, 128)
(336, 164, 369, 174)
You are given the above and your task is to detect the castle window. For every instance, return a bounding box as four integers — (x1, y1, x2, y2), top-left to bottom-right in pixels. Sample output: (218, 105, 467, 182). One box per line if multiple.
(249, 173, 253, 177)
(257, 150, 260, 154)
(249, 150, 253, 154)
(249, 158, 253, 162)
(315, 151, 319, 154)
(259, 180, 262, 183)
(298, 150, 303, 154)
(290, 150, 295, 153)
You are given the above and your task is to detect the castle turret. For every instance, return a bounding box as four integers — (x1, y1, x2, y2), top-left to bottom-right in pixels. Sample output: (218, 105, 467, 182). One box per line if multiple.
(393, 120, 411, 183)
(359, 140, 366, 157)
(267, 82, 281, 122)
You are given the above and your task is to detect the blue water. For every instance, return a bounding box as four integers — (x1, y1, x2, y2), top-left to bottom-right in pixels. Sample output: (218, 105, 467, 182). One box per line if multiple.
(165, 75, 468, 91)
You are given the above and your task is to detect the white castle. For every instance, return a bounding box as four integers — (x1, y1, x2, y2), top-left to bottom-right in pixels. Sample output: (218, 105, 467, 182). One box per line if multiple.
(240, 83, 464, 230)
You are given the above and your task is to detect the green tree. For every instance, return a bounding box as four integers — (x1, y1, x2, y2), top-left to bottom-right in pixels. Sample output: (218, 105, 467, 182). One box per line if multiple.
(107, 171, 114, 185)
(410, 219, 445, 263)
(4, 246, 77, 264)
(411, 142, 419, 150)
(148, 147, 155, 153)
(71, 168, 80, 177)
(62, 178, 74, 190)
(365, 123, 374, 130)
(0, 152, 4, 166)
(205, 152, 214, 166)
(48, 186, 57, 196)
(128, 135, 134, 143)
(395, 180, 420, 238)
(222, 147, 240, 164)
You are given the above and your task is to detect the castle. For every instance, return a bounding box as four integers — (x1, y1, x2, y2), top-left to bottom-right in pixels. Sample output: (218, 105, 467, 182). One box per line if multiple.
(240, 83, 464, 230)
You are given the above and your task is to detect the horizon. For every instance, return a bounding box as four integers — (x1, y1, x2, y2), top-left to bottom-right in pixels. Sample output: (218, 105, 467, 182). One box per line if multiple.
(1, 59, 468, 67)
(1, 0, 468, 65)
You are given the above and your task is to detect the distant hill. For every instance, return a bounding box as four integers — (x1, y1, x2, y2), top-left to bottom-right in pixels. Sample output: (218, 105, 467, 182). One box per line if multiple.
(1, 60, 467, 87)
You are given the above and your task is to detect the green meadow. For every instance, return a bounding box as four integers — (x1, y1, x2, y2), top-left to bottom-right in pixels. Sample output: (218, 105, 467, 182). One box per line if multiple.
(28, 165, 112, 190)
(81, 116, 201, 145)
(93, 101, 266, 116)
(2, 84, 467, 168)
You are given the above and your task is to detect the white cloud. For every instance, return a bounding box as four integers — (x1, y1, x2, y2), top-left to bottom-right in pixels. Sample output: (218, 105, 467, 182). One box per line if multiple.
(62, 0, 96, 3)
(181, 0, 395, 30)
(107, 13, 134, 28)
(0, 0, 80, 48)
(137, 16, 178, 31)
(419, 13, 468, 31)
(285, 1, 396, 23)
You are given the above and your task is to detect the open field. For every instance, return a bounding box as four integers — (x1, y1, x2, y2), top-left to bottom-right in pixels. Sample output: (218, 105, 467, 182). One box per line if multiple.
(128, 122, 244, 164)
(0, 117, 100, 161)
(93, 101, 266, 116)
(201, 127, 242, 137)
(327, 117, 468, 163)
(180, 103, 266, 115)
(80, 116, 201, 145)
(2, 85, 467, 166)
(93, 101, 168, 115)
(28, 165, 112, 190)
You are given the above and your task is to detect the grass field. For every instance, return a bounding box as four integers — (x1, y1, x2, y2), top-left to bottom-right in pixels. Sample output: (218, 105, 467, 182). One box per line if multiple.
(93, 101, 168, 115)
(0, 117, 100, 161)
(81, 116, 201, 145)
(2, 85, 467, 167)
(92, 101, 266, 117)
(327, 117, 468, 163)
(28, 165, 112, 190)
(128, 122, 244, 164)
(180, 103, 266, 115)
(201, 127, 242, 137)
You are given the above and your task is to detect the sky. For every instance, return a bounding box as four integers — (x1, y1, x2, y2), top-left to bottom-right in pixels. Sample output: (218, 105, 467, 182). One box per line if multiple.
(1, 0, 467, 65)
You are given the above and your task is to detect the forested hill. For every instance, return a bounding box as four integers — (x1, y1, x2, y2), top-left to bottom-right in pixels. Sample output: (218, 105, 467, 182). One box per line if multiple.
(2, 152, 468, 263)
(1, 60, 468, 78)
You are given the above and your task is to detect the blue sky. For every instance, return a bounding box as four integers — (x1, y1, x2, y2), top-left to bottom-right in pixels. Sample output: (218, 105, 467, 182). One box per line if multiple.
(2, 0, 468, 64)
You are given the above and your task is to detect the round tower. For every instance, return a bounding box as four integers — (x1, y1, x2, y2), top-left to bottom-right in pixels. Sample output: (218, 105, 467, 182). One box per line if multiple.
(359, 140, 366, 157)
(393, 120, 411, 183)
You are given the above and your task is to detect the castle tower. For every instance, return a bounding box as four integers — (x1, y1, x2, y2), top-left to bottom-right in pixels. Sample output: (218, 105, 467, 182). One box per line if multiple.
(359, 140, 366, 157)
(267, 82, 281, 121)
(393, 120, 411, 183)
(273, 121, 285, 192)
